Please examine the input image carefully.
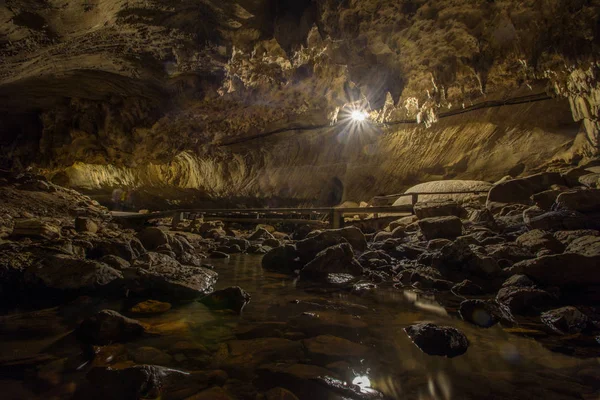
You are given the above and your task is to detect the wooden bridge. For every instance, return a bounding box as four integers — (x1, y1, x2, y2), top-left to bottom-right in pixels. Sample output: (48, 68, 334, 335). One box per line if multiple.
(110, 190, 489, 229)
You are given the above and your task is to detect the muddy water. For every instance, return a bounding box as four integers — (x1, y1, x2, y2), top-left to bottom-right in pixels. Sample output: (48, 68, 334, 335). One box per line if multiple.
(1, 254, 599, 399)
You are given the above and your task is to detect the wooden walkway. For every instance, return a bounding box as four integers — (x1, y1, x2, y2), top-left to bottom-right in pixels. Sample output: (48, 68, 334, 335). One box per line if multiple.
(110, 190, 489, 228)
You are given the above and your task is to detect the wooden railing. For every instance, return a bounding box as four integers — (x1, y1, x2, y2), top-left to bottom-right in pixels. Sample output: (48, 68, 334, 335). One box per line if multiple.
(111, 189, 489, 228)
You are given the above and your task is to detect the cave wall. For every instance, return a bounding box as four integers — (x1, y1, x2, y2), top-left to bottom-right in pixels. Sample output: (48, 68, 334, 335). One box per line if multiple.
(47, 97, 581, 207)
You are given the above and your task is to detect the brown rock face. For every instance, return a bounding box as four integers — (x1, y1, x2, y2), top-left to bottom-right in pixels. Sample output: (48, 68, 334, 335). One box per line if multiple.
(1, 1, 599, 206)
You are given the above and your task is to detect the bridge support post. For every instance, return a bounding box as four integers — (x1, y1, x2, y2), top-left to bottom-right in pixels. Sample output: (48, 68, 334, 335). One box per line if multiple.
(411, 193, 419, 215)
(331, 210, 343, 229)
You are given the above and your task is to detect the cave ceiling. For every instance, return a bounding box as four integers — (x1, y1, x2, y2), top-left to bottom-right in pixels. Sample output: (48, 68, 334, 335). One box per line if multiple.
(0, 0, 599, 169)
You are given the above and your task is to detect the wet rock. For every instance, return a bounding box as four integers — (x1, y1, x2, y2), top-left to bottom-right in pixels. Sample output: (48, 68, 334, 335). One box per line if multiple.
(210, 251, 230, 259)
(459, 299, 511, 328)
(358, 250, 392, 264)
(99, 254, 130, 270)
(324, 273, 356, 286)
(130, 300, 172, 314)
(566, 235, 600, 256)
(418, 216, 463, 240)
(496, 286, 555, 315)
(75, 217, 98, 233)
(88, 236, 145, 262)
(432, 240, 500, 276)
(452, 279, 485, 296)
(26, 254, 123, 292)
(404, 323, 469, 358)
(502, 274, 535, 288)
(128, 252, 218, 300)
(509, 253, 600, 286)
(389, 215, 418, 231)
(265, 387, 300, 400)
(516, 229, 565, 254)
(579, 173, 600, 188)
(129, 346, 173, 365)
(302, 335, 370, 362)
(300, 243, 364, 280)
(414, 200, 464, 219)
(248, 244, 270, 254)
(77, 310, 145, 345)
(540, 306, 589, 335)
(216, 245, 242, 254)
(555, 189, 600, 213)
(220, 236, 250, 252)
(262, 244, 301, 273)
(86, 365, 208, 400)
(200, 286, 251, 314)
(10, 219, 61, 240)
(553, 229, 599, 246)
(248, 228, 275, 241)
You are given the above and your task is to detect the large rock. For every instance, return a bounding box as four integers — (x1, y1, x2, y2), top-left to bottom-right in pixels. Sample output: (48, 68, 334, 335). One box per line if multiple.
(555, 189, 600, 213)
(199, 286, 251, 314)
(77, 310, 145, 345)
(553, 229, 599, 246)
(248, 228, 275, 241)
(565, 235, 600, 256)
(540, 306, 589, 335)
(137, 227, 170, 250)
(417, 216, 463, 240)
(393, 180, 492, 206)
(262, 244, 302, 273)
(515, 229, 565, 254)
(531, 189, 563, 210)
(432, 240, 500, 276)
(88, 236, 145, 261)
(25, 254, 123, 292)
(75, 217, 98, 233)
(496, 286, 555, 315)
(413, 200, 464, 219)
(509, 253, 600, 286)
(459, 299, 512, 328)
(10, 219, 61, 240)
(487, 172, 565, 207)
(127, 252, 218, 300)
(300, 243, 364, 280)
(525, 210, 596, 231)
(404, 323, 469, 358)
(298, 226, 367, 261)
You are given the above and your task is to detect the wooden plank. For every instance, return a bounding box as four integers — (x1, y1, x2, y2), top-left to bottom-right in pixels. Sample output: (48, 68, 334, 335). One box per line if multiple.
(203, 217, 328, 226)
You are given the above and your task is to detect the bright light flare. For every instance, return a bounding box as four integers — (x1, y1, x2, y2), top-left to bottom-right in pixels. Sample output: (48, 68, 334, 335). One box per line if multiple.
(351, 110, 367, 122)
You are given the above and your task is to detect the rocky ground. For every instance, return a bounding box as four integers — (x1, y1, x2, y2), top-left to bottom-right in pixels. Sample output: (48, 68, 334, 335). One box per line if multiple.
(1, 164, 600, 399)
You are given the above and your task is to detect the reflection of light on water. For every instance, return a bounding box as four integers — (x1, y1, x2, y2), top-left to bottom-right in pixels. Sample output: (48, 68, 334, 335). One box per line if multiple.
(352, 375, 371, 390)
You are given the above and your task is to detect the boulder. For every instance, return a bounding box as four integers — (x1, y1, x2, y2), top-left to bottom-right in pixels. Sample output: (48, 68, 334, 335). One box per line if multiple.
(373, 231, 393, 242)
(77, 310, 145, 345)
(301, 226, 367, 255)
(137, 227, 169, 250)
(262, 245, 302, 273)
(263, 238, 281, 248)
(417, 216, 463, 240)
(496, 286, 555, 315)
(427, 238, 453, 250)
(487, 172, 565, 207)
(566, 235, 600, 256)
(432, 240, 500, 276)
(128, 252, 218, 300)
(531, 189, 563, 210)
(486, 243, 534, 263)
(300, 243, 364, 280)
(515, 229, 565, 254)
(10, 219, 61, 240)
(389, 215, 418, 231)
(509, 253, 600, 286)
(525, 210, 595, 231)
(555, 189, 600, 213)
(579, 173, 600, 188)
(404, 323, 469, 358)
(99, 255, 130, 270)
(26, 254, 123, 292)
(199, 286, 251, 314)
(540, 306, 589, 335)
(219, 236, 250, 251)
(413, 200, 464, 219)
(88, 237, 145, 261)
